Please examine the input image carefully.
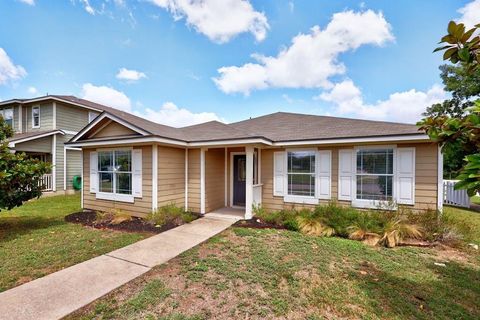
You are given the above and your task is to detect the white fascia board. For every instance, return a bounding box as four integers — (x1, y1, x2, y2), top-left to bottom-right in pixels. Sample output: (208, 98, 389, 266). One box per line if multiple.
(272, 134, 430, 146)
(8, 130, 65, 147)
(70, 113, 150, 142)
(188, 138, 272, 147)
(67, 136, 188, 148)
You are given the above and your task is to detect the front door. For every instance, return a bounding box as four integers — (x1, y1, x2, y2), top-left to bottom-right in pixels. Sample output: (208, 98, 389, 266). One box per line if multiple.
(233, 154, 246, 207)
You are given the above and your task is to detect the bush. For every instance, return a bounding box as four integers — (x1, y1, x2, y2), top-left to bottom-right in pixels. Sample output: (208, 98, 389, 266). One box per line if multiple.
(147, 204, 196, 227)
(253, 205, 306, 231)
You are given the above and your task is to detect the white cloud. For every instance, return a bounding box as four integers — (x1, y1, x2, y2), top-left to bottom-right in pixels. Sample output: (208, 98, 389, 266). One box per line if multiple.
(116, 68, 147, 82)
(458, 0, 480, 28)
(288, 1, 294, 13)
(214, 9, 393, 95)
(148, 0, 269, 43)
(0, 48, 27, 85)
(135, 101, 222, 127)
(27, 86, 37, 94)
(80, 0, 95, 15)
(18, 0, 35, 5)
(81, 83, 131, 112)
(317, 80, 446, 123)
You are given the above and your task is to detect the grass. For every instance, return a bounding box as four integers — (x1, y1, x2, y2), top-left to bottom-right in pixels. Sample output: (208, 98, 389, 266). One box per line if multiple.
(471, 195, 480, 205)
(70, 206, 480, 320)
(0, 194, 149, 292)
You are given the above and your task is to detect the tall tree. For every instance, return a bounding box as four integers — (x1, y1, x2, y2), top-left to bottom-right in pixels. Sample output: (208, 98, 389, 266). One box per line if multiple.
(0, 116, 50, 211)
(418, 21, 480, 196)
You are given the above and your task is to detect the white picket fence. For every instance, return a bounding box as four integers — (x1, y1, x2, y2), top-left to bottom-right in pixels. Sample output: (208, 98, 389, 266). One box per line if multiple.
(443, 180, 470, 208)
(40, 174, 53, 191)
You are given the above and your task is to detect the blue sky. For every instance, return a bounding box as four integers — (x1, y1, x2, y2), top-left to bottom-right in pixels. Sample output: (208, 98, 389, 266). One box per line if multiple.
(0, 0, 479, 126)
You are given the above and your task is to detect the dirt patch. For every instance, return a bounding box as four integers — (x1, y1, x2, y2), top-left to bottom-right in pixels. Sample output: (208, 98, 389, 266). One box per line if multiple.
(65, 210, 199, 234)
(233, 218, 287, 230)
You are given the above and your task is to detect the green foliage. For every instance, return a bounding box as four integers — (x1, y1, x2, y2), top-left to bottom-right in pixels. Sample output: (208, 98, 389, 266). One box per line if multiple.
(0, 116, 51, 211)
(434, 21, 480, 71)
(147, 203, 196, 227)
(253, 205, 306, 231)
(420, 20, 480, 195)
(454, 153, 480, 196)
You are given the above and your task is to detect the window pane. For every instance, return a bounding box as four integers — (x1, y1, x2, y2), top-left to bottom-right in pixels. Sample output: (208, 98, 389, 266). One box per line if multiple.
(356, 175, 392, 201)
(98, 151, 113, 171)
(99, 172, 113, 193)
(357, 149, 393, 174)
(116, 173, 132, 195)
(288, 151, 315, 173)
(115, 150, 131, 172)
(288, 174, 315, 196)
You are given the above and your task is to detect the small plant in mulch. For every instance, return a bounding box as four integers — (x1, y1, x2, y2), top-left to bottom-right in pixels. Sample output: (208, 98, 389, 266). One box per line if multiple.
(65, 204, 200, 234)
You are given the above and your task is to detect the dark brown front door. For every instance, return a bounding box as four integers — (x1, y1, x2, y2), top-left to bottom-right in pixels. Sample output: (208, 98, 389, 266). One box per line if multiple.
(233, 154, 246, 207)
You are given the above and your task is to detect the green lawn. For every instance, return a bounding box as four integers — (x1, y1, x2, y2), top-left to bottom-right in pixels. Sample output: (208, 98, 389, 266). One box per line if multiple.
(471, 195, 480, 205)
(70, 207, 480, 320)
(0, 194, 149, 292)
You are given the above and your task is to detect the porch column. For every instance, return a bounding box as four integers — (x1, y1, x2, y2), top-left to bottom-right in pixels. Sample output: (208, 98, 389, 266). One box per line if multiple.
(200, 148, 206, 214)
(52, 134, 56, 192)
(245, 146, 254, 219)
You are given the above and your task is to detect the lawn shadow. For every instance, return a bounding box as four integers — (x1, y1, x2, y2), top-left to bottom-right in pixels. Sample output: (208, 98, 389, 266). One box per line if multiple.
(353, 259, 480, 320)
(0, 216, 66, 243)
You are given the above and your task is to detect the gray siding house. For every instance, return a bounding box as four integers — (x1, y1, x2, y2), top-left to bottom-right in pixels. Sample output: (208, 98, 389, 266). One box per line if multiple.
(0, 95, 105, 193)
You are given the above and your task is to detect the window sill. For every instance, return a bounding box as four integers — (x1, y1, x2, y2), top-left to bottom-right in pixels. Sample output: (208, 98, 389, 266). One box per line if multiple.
(352, 199, 396, 210)
(96, 192, 134, 203)
(284, 196, 319, 205)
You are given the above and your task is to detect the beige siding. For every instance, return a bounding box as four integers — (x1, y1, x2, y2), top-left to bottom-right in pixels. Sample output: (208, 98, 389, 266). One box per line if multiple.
(66, 149, 82, 190)
(25, 103, 53, 132)
(158, 146, 186, 208)
(261, 142, 439, 212)
(90, 122, 139, 138)
(83, 146, 153, 217)
(205, 148, 225, 212)
(14, 135, 52, 153)
(187, 149, 201, 213)
(56, 103, 90, 132)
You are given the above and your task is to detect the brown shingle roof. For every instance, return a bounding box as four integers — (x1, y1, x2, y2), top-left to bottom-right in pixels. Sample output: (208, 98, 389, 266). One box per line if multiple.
(9, 130, 63, 142)
(2, 95, 423, 144)
(230, 112, 420, 142)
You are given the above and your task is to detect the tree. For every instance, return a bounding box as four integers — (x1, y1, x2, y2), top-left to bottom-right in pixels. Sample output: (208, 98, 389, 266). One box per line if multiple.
(418, 21, 480, 196)
(0, 116, 51, 211)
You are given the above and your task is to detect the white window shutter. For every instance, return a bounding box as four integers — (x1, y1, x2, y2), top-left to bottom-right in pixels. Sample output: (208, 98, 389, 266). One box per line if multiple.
(89, 151, 98, 193)
(396, 147, 415, 205)
(132, 149, 143, 198)
(316, 150, 331, 199)
(338, 149, 354, 201)
(273, 151, 285, 196)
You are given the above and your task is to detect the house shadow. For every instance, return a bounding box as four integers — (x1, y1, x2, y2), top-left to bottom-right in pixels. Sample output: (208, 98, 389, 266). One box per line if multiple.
(0, 216, 66, 243)
(350, 259, 480, 319)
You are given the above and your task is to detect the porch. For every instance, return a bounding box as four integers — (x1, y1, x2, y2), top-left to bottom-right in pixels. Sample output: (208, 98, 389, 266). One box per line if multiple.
(193, 146, 263, 220)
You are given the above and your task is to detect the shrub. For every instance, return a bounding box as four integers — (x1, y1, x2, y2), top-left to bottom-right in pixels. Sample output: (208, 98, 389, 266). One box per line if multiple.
(379, 219, 423, 248)
(147, 203, 196, 227)
(253, 205, 305, 231)
(311, 201, 361, 237)
(297, 215, 335, 236)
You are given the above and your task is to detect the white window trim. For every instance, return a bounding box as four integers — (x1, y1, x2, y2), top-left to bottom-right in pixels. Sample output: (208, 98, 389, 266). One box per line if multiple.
(351, 145, 397, 210)
(284, 148, 318, 203)
(95, 147, 134, 203)
(32, 105, 40, 128)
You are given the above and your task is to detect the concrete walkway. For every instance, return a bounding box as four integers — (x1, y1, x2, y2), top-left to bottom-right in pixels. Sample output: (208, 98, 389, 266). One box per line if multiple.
(0, 214, 239, 320)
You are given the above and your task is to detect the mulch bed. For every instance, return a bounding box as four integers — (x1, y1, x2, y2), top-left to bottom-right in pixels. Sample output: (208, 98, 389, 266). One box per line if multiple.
(233, 218, 287, 230)
(65, 211, 194, 234)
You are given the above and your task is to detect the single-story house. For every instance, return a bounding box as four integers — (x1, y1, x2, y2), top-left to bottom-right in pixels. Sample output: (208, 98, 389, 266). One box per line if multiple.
(66, 105, 442, 219)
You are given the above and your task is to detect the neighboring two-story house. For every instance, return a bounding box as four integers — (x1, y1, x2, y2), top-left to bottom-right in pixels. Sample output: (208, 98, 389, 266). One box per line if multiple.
(0, 95, 123, 194)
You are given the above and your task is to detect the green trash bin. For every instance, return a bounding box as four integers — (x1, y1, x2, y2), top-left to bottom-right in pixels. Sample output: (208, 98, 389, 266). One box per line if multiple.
(72, 175, 82, 190)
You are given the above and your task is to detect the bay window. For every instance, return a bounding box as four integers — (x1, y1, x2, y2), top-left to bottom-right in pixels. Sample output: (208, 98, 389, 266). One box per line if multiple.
(98, 150, 132, 196)
(356, 148, 394, 201)
(287, 151, 315, 197)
